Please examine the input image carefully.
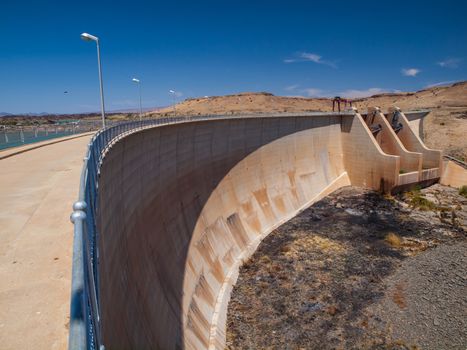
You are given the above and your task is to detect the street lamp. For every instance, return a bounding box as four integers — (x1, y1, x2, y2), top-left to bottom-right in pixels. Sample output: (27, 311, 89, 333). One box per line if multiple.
(169, 89, 176, 114)
(132, 78, 143, 122)
(81, 32, 106, 129)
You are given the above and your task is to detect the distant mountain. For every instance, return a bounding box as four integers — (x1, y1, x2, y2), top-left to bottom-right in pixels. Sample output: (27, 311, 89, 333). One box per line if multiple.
(0, 107, 163, 117)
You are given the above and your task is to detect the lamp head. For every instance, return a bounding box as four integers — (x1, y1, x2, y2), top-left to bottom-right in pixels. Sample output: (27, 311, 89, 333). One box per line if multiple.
(80, 33, 98, 42)
(132, 78, 140, 83)
(169, 90, 175, 94)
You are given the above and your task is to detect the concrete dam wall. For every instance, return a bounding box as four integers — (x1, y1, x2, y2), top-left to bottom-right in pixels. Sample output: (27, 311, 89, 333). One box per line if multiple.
(90, 111, 442, 349)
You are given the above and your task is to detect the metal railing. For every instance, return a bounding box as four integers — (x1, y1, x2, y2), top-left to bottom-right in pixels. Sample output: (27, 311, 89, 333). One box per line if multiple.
(443, 154, 467, 169)
(69, 118, 179, 350)
(0, 125, 90, 151)
(68, 112, 355, 350)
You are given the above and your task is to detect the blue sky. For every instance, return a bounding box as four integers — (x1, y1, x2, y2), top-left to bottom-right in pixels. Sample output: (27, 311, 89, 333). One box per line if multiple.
(1, 0, 466, 114)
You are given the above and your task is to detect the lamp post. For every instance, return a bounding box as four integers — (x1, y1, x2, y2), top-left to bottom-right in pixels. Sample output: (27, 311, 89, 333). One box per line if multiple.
(169, 89, 176, 115)
(81, 32, 106, 129)
(132, 78, 143, 122)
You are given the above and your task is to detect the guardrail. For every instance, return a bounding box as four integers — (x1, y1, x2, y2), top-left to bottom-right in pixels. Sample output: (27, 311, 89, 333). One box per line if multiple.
(443, 154, 467, 169)
(68, 112, 355, 350)
(69, 118, 173, 350)
(0, 121, 130, 151)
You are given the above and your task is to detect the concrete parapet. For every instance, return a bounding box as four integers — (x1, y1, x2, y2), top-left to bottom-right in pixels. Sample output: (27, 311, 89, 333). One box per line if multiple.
(91, 112, 444, 349)
(403, 110, 430, 140)
(341, 109, 399, 192)
(366, 107, 422, 175)
(387, 107, 442, 171)
(440, 160, 467, 188)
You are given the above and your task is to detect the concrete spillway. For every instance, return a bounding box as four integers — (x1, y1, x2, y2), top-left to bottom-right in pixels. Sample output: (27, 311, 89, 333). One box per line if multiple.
(91, 111, 442, 349)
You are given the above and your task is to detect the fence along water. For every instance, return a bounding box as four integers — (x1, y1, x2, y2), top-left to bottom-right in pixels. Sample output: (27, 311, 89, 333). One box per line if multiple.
(0, 121, 120, 151)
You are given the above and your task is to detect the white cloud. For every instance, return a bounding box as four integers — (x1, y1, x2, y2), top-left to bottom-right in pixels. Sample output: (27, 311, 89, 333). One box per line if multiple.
(169, 90, 183, 97)
(337, 88, 396, 98)
(301, 53, 322, 63)
(302, 88, 324, 97)
(437, 58, 462, 68)
(401, 68, 420, 77)
(284, 84, 325, 97)
(284, 84, 300, 91)
(284, 52, 337, 68)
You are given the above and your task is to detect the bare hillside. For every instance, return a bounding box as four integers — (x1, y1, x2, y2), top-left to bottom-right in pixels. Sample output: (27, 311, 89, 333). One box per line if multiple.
(149, 82, 467, 159)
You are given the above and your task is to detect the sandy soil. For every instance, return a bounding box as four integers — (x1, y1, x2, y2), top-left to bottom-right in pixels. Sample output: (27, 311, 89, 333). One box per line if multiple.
(227, 185, 466, 349)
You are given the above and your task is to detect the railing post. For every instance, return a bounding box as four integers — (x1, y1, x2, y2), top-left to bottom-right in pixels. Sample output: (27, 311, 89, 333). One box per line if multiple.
(69, 201, 88, 350)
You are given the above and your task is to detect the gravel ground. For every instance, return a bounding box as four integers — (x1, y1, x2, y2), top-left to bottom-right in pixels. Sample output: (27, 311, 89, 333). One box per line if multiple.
(370, 242, 467, 350)
(226, 185, 466, 349)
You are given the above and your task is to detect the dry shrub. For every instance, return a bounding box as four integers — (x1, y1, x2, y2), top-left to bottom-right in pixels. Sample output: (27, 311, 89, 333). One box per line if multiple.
(270, 264, 282, 272)
(385, 233, 402, 247)
(392, 282, 407, 309)
(405, 186, 437, 211)
(459, 185, 467, 198)
(259, 255, 272, 265)
(295, 235, 344, 253)
(409, 195, 436, 211)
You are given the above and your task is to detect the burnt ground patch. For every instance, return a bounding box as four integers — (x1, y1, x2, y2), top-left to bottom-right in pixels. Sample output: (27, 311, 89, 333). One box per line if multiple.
(226, 185, 466, 349)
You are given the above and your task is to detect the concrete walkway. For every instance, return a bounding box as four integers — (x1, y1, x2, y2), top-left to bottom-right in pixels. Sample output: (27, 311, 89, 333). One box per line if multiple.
(0, 134, 92, 350)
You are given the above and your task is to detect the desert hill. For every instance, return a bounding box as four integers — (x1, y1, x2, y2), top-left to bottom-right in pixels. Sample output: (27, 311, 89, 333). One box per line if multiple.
(150, 82, 467, 159)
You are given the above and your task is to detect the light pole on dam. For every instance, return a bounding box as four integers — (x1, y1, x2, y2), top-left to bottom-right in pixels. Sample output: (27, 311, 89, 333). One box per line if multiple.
(81, 32, 106, 129)
(132, 77, 143, 122)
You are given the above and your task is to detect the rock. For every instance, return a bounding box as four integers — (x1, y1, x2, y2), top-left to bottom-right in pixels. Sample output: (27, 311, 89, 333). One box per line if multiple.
(311, 214, 322, 221)
(345, 208, 364, 216)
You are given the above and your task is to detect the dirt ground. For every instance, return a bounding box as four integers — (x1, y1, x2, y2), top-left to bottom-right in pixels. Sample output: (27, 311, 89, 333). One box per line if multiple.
(226, 185, 467, 350)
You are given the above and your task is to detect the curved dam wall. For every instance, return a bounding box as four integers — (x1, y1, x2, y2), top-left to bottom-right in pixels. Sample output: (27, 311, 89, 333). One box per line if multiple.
(93, 112, 434, 349)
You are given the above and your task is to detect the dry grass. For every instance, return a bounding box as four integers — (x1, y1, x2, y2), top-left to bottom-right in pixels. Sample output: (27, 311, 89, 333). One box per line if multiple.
(409, 195, 437, 211)
(392, 282, 407, 309)
(385, 233, 432, 255)
(259, 255, 272, 264)
(385, 233, 403, 247)
(459, 185, 467, 198)
(390, 340, 420, 350)
(405, 187, 437, 211)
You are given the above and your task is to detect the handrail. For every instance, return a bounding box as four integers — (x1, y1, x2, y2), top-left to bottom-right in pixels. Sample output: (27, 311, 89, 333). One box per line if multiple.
(443, 154, 467, 169)
(68, 111, 355, 350)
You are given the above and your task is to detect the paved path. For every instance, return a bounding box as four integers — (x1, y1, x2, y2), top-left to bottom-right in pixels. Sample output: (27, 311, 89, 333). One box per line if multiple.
(0, 134, 92, 350)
